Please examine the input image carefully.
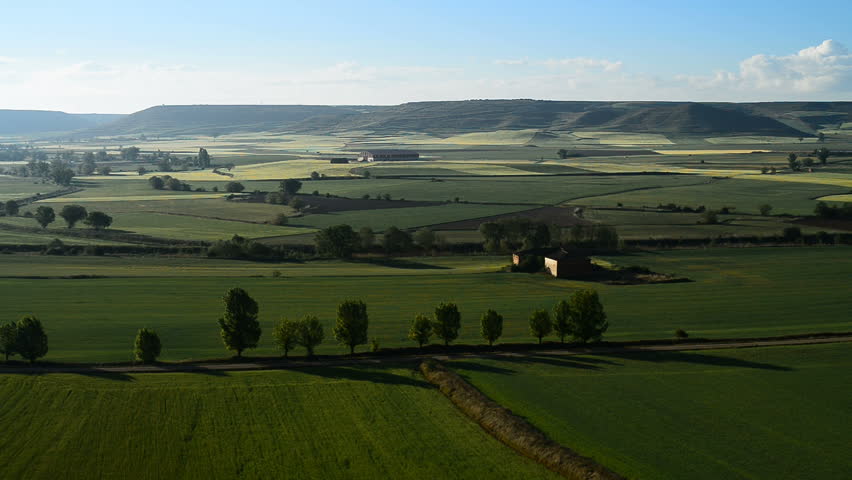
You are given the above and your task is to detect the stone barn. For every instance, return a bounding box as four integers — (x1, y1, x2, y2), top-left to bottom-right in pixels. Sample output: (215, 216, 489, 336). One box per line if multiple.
(544, 249, 595, 278)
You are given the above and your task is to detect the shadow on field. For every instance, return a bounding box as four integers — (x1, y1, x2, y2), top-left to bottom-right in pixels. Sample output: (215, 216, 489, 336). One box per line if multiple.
(599, 350, 793, 371)
(299, 364, 427, 388)
(0, 368, 136, 382)
(350, 258, 451, 270)
(448, 354, 618, 375)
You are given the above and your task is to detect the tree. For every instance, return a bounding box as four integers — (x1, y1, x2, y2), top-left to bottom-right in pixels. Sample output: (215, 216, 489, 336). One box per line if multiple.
(0, 322, 16, 361)
(414, 228, 436, 250)
(803, 157, 814, 167)
(383, 226, 413, 253)
(479, 309, 503, 346)
(225, 181, 245, 193)
(120, 146, 140, 162)
(272, 213, 289, 226)
(84, 211, 113, 230)
(816, 147, 830, 165)
(281, 179, 302, 197)
(80, 152, 96, 175)
(359, 226, 375, 250)
(700, 210, 718, 225)
(133, 328, 162, 363)
(315, 224, 360, 258)
(60, 204, 88, 228)
(217, 288, 261, 357)
(197, 148, 211, 168)
(817, 132, 825, 143)
(137, 166, 147, 176)
(432, 302, 461, 346)
(552, 299, 572, 343)
(568, 289, 608, 343)
(272, 318, 300, 358)
(557, 148, 569, 159)
(787, 153, 800, 172)
(34, 206, 55, 229)
(288, 197, 305, 211)
(333, 299, 369, 354)
(529, 309, 552, 344)
(408, 314, 433, 349)
(759, 204, 773, 216)
(50, 164, 75, 186)
(297, 315, 324, 357)
(310, 171, 320, 180)
(4, 200, 19, 216)
(97, 165, 112, 176)
(165, 177, 184, 191)
(15, 315, 48, 363)
(149, 176, 165, 190)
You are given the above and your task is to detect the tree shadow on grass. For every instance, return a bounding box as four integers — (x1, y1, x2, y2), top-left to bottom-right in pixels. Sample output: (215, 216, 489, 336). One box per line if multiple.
(298, 364, 428, 388)
(447, 354, 618, 375)
(349, 258, 451, 270)
(0, 368, 136, 382)
(599, 350, 793, 371)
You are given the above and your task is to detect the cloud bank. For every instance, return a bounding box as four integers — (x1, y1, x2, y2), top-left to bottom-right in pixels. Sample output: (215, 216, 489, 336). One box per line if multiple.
(0, 40, 849, 113)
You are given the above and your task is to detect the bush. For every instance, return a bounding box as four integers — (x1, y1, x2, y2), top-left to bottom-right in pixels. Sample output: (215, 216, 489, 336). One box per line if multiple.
(272, 213, 289, 226)
(134, 328, 162, 363)
(675, 329, 689, 339)
(370, 338, 381, 353)
(225, 181, 245, 193)
(783, 226, 803, 241)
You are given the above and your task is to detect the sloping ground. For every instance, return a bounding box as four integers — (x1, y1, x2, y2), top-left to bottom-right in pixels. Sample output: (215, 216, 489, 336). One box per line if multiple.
(0, 367, 560, 479)
(428, 206, 589, 230)
(0, 110, 123, 134)
(70, 100, 851, 137)
(450, 343, 852, 480)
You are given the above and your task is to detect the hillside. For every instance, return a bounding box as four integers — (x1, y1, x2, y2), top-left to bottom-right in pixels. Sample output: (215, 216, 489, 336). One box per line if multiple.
(15, 100, 852, 138)
(0, 110, 123, 135)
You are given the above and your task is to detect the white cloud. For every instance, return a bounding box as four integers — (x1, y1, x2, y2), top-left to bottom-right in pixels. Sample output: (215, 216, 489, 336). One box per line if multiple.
(0, 40, 850, 113)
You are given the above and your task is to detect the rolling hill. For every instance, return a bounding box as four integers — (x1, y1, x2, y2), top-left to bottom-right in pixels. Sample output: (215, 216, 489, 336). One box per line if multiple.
(0, 110, 124, 135)
(9, 100, 852, 138)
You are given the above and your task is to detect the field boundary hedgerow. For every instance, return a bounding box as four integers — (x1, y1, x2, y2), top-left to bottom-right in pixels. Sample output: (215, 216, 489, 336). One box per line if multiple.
(420, 359, 625, 480)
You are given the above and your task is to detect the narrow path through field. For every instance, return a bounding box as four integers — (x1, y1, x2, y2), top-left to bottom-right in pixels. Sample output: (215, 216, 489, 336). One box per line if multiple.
(2, 334, 849, 375)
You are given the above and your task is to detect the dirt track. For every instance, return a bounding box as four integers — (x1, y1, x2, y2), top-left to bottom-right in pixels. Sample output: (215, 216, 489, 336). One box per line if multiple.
(2, 334, 850, 376)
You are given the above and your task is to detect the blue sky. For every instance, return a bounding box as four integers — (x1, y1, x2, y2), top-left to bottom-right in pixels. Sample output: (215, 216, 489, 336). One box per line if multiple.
(1, 0, 851, 112)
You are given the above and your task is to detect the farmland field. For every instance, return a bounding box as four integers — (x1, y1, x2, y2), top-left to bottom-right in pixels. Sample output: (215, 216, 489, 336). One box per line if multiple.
(0, 367, 560, 480)
(0, 247, 850, 362)
(450, 343, 852, 480)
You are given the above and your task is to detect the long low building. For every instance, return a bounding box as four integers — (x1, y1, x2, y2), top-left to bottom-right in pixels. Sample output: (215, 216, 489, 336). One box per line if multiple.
(358, 149, 420, 162)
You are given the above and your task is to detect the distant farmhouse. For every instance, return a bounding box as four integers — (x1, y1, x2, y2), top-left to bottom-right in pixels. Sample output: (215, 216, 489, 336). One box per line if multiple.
(513, 247, 594, 278)
(358, 149, 420, 162)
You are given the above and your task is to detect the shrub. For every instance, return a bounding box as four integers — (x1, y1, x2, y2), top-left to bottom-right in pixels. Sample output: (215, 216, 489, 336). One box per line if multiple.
(370, 338, 380, 353)
(134, 328, 162, 363)
(272, 213, 289, 226)
(759, 204, 773, 216)
(783, 226, 802, 241)
(225, 181, 245, 193)
(675, 329, 689, 339)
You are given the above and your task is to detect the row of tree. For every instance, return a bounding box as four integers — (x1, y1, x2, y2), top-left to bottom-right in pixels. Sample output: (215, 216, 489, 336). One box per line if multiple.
(314, 224, 441, 258)
(6, 204, 113, 230)
(0, 316, 49, 363)
(214, 287, 608, 360)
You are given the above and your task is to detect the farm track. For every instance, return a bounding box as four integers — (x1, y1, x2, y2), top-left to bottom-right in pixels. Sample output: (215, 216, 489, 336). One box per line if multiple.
(3, 333, 850, 375)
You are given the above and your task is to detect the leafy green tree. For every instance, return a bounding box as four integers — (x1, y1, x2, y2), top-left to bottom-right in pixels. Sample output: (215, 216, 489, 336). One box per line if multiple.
(359, 226, 375, 250)
(529, 309, 552, 344)
(148, 176, 165, 190)
(281, 179, 302, 196)
(479, 309, 503, 346)
(84, 211, 113, 230)
(4, 200, 19, 216)
(333, 299, 369, 354)
(297, 315, 324, 357)
(787, 153, 801, 172)
(315, 224, 360, 258)
(557, 148, 569, 159)
(552, 300, 572, 343)
(34, 206, 55, 229)
(383, 226, 413, 253)
(80, 152, 96, 175)
(120, 146, 140, 162)
(50, 164, 75, 186)
(197, 148, 211, 168)
(225, 181, 245, 193)
(288, 197, 305, 211)
(408, 314, 433, 349)
(759, 204, 773, 216)
(133, 328, 162, 363)
(60, 204, 88, 228)
(165, 177, 184, 191)
(98, 165, 112, 176)
(414, 228, 436, 250)
(700, 210, 718, 225)
(432, 302, 461, 346)
(15, 315, 48, 363)
(0, 322, 16, 361)
(568, 289, 608, 343)
(310, 171, 320, 180)
(272, 213, 289, 226)
(816, 147, 830, 165)
(817, 132, 825, 142)
(217, 288, 261, 357)
(272, 318, 300, 358)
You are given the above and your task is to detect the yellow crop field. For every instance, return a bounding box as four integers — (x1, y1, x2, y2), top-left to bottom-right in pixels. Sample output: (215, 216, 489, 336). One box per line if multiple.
(817, 194, 852, 202)
(655, 149, 771, 155)
(744, 173, 852, 188)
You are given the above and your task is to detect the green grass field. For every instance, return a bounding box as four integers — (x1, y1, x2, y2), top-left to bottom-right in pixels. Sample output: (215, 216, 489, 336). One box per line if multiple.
(0, 247, 850, 362)
(450, 343, 852, 479)
(0, 366, 560, 479)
